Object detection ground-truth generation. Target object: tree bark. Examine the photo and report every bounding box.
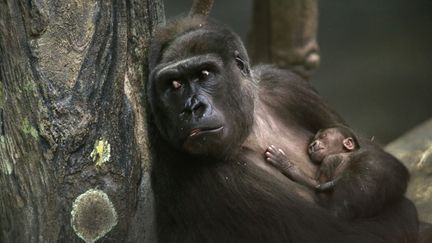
[0,0,163,242]
[248,0,320,79]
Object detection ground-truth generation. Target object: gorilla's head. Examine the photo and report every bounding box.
[147,17,255,158]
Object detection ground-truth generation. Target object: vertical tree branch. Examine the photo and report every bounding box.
[248,0,320,79]
[189,0,214,17]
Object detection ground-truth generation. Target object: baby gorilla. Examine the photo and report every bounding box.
[265,126,409,219]
[266,126,360,191]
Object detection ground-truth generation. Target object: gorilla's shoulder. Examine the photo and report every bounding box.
[252,65,317,93]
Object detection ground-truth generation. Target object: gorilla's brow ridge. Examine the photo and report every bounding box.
[154,54,223,81]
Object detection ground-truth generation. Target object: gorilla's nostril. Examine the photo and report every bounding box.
[194,103,206,117]
[184,95,209,118]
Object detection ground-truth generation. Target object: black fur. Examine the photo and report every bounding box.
[146,17,418,243]
[327,139,410,219]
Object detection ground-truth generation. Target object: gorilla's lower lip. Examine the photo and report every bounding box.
[189,126,224,137]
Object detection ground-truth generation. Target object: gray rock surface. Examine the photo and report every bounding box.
[386,118,432,223]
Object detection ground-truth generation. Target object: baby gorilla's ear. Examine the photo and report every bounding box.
[342,137,356,151]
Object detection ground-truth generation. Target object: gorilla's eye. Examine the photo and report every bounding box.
[172,80,182,90]
[198,69,210,81]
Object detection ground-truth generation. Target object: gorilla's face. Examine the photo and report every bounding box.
[148,30,254,158]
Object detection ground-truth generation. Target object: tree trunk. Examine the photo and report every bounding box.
[0,0,163,242]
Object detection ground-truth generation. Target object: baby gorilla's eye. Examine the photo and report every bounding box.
[198,69,210,81]
[172,80,182,90]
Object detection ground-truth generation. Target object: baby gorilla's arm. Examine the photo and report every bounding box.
[265,145,322,190]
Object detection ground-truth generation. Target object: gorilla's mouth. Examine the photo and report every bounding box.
[182,126,225,155]
[189,126,224,137]
[309,146,323,154]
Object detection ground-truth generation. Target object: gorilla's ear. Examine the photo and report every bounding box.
[343,137,356,151]
[234,50,250,77]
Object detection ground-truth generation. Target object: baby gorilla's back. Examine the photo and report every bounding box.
[326,147,409,219]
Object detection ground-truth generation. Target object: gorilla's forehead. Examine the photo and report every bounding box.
[161,29,236,64]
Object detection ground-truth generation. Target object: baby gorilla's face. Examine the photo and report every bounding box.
[308,128,347,163]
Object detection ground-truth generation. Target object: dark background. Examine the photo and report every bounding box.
[165,0,432,144]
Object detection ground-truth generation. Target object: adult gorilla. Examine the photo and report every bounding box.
[146,16,418,243]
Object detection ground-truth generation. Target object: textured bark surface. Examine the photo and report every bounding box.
[386,118,432,224]
[248,0,320,79]
[0,0,164,242]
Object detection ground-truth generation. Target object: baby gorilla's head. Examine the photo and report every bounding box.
[308,126,359,163]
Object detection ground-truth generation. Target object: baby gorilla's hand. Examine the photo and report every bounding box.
[265,145,299,178]
[265,145,318,188]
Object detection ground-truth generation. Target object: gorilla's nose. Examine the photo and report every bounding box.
[184,95,208,119]
[309,141,318,153]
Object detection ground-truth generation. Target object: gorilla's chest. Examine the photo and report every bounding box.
[244,108,317,175]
